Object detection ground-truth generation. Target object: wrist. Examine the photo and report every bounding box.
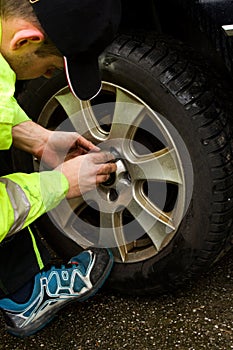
[33,128,52,159]
[12,121,52,157]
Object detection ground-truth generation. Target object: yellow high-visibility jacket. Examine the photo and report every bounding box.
[0,21,69,243]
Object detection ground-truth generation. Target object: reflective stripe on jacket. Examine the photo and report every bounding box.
[0,171,69,242]
[0,178,30,237]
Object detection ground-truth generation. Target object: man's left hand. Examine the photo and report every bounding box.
[40,131,100,168]
[12,121,99,168]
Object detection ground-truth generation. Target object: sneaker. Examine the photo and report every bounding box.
[0,248,113,337]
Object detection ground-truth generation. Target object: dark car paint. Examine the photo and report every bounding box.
[121,0,233,79]
[199,0,233,26]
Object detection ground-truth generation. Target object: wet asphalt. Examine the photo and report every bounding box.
[1,249,233,350]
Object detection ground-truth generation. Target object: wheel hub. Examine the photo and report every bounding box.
[101,158,133,207]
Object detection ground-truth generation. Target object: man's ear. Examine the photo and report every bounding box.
[10,28,44,50]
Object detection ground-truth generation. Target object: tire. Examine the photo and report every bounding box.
[15,34,233,295]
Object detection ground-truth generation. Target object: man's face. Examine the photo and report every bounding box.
[2,49,64,80]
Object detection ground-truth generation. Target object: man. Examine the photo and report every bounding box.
[0,0,121,337]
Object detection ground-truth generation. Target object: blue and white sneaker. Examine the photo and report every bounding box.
[0,248,113,337]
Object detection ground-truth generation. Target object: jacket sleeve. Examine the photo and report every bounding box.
[0,171,69,242]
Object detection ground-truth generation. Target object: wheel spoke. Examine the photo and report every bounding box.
[55,90,82,116]
[99,210,129,262]
[56,93,107,142]
[51,196,85,229]
[68,197,86,213]
[109,88,145,139]
[127,189,175,251]
[127,148,182,184]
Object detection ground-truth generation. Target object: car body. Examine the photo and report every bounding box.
[122,0,233,77]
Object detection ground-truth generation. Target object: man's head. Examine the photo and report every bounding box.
[0,0,121,100]
[0,0,63,80]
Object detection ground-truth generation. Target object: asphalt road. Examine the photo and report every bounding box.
[1,249,233,350]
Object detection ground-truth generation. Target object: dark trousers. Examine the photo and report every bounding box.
[0,150,51,297]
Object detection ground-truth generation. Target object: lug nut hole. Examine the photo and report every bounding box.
[109,188,118,202]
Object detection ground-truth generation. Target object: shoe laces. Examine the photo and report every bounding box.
[43,259,79,274]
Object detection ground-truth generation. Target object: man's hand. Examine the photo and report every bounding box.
[39,130,100,167]
[56,151,117,198]
[12,120,99,168]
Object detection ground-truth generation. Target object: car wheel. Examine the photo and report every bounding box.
[15,34,233,295]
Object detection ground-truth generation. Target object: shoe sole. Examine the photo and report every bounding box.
[6,251,114,338]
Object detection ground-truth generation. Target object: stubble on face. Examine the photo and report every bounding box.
[2,49,63,80]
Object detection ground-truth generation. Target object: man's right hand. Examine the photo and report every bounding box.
[56,151,117,199]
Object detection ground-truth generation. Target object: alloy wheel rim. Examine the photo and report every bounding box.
[37,81,193,263]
